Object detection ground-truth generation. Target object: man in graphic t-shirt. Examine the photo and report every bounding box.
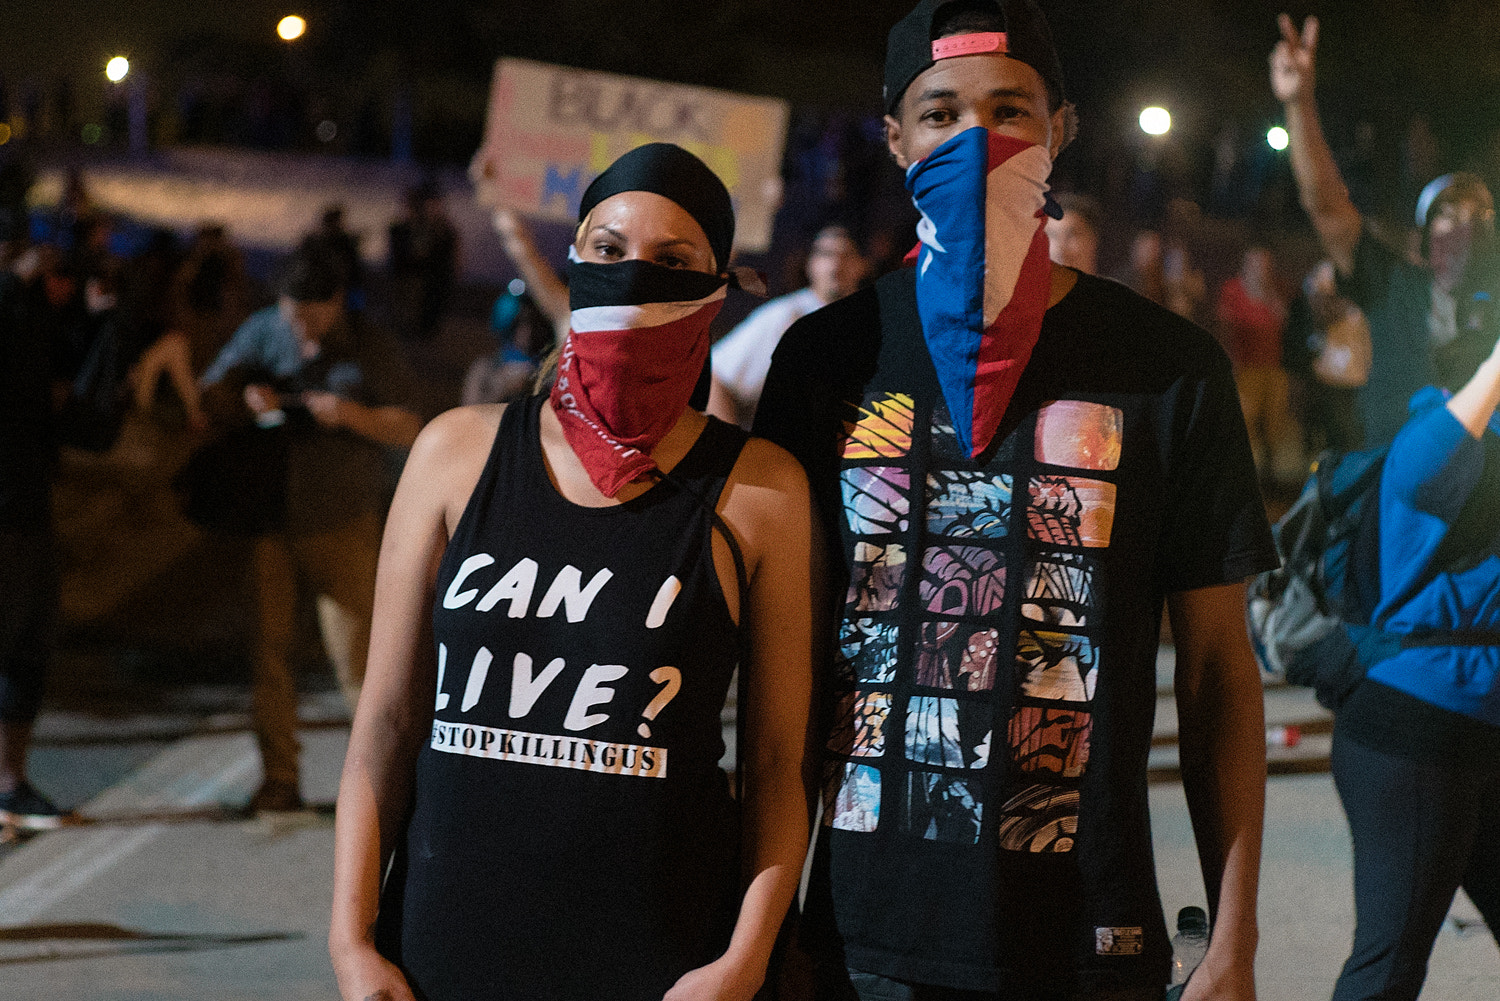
[754,3,1277,999]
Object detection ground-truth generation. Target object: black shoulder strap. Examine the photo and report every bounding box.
[651,417,753,798]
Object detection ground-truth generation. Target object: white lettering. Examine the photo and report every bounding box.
[461,646,494,712]
[442,553,495,609]
[563,664,629,731]
[476,557,539,617]
[435,642,451,710]
[509,652,566,719]
[644,576,682,629]
[536,565,614,622]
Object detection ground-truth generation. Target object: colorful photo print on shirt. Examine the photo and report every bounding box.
[1016,629,1097,703]
[916,621,1000,691]
[1026,475,1116,548]
[1008,705,1091,779]
[846,541,906,613]
[842,392,915,460]
[827,689,891,759]
[837,618,899,685]
[905,695,991,769]
[841,466,911,536]
[920,545,1006,616]
[930,399,1021,465]
[926,470,1012,540]
[903,772,983,845]
[1034,400,1124,471]
[824,760,881,832]
[997,784,1079,853]
[1022,554,1097,628]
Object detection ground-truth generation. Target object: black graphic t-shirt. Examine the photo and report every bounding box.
[378,395,746,1001]
[755,269,1276,993]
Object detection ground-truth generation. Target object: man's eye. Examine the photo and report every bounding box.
[920,108,954,124]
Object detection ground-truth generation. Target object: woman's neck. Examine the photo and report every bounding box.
[538,401,706,507]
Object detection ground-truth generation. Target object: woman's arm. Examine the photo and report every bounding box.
[329,407,500,1001]
[667,440,816,1001]
[1447,336,1500,439]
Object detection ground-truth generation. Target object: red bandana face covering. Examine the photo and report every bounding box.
[550,257,727,498]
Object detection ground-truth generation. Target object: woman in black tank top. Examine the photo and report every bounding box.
[330,145,815,1001]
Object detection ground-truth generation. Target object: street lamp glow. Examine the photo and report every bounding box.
[1139,106,1171,136]
[277,15,307,41]
[1267,126,1290,151]
[104,56,130,83]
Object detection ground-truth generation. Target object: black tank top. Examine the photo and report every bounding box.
[379,394,748,1001]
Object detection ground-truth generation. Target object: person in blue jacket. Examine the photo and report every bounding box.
[1330,330,1500,1001]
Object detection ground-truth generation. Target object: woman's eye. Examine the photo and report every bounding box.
[594,243,623,259]
[657,255,686,269]
[921,108,954,124]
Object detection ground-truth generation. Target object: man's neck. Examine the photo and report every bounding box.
[1047,262,1079,308]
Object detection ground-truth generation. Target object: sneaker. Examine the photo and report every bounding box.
[247,780,304,814]
[0,782,73,831]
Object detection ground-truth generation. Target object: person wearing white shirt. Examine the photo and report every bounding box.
[709,225,868,428]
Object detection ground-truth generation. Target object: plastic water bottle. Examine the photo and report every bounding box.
[1266,724,1302,749]
[1169,906,1209,986]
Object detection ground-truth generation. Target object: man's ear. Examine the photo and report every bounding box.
[1048,101,1078,162]
[884,113,911,170]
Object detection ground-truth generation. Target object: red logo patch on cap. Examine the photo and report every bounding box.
[931,32,1009,60]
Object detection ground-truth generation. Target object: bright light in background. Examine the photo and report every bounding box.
[508,278,527,296]
[278,15,307,41]
[1267,126,1290,151]
[105,56,130,83]
[1139,106,1171,136]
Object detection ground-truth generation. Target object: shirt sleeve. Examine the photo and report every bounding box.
[1158,339,1279,592]
[200,311,269,386]
[1382,397,1484,522]
[1337,224,1402,317]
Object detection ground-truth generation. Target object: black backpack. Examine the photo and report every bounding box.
[1246,447,1399,710]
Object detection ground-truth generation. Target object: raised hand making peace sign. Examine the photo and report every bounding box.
[1269,13,1319,105]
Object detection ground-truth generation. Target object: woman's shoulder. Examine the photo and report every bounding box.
[406,404,508,490]
[729,434,810,495]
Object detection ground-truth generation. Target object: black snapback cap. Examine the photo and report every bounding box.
[884,0,1066,116]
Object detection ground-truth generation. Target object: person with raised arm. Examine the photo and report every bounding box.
[1272,13,1498,447]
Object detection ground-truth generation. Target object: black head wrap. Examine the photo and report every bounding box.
[577,143,735,272]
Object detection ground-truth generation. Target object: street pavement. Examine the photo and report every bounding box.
[1,677,1496,1000]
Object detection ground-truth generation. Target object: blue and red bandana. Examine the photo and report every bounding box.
[906,127,1057,458]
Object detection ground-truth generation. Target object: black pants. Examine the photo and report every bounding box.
[1330,728,1500,1001]
[0,529,56,725]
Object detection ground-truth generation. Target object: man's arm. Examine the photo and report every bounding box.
[302,392,423,449]
[1169,581,1265,1001]
[1271,14,1362,275]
